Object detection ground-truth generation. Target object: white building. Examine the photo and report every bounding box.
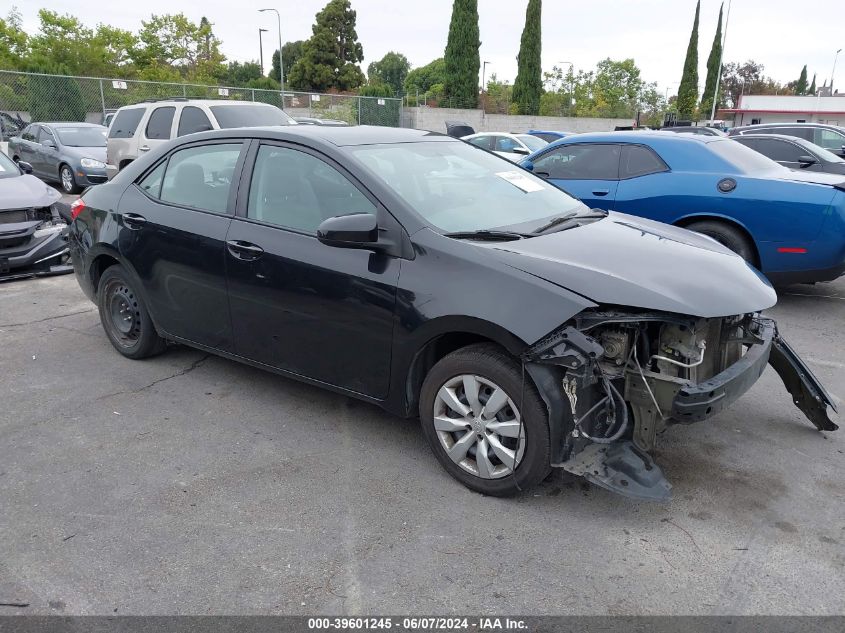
[720,95,845,127]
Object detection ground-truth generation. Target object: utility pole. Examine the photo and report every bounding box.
[831,48,842,93]
[258,28,268,75]
[481,61,491,93]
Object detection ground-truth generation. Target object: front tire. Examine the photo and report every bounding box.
[419,343,551,496]
[60,164,80,194]
[97,266,166,359]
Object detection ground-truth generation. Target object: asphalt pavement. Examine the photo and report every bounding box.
[0,273,843,615]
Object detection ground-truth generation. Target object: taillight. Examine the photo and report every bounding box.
[70,198,86,220]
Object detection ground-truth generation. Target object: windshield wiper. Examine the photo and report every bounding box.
[532,209,609,234]
[443,229,530,241]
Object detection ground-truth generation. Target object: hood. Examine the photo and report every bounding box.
[480,212,777,318]
[0,174,61,210]
[61,145,107,162]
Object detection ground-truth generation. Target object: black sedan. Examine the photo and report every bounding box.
[732,133,845,175]
[67,126,838,501]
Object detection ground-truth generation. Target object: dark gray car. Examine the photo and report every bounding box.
[9,122,108,194]
[728,122,845,158]
[733,133,845,175]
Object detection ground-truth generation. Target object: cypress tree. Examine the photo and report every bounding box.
[795,65,808,94]
[809,73,817,95]
[699,3,722,120]
[443,0,480,107]
[512,0,543,115]
[677,0,700,119]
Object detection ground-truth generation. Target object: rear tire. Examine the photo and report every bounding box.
[419,343,551,496]
[685,220,756,265]
[97,266,166,359]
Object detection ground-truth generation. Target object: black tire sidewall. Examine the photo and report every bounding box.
[97,266,164,359]
[61,165,79,194]
[687,221,755,263]
[419,344,551,496]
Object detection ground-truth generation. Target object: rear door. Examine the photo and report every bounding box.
[35,126,59,178]
[531,143,621,208]
[176,106,215,137]
[138,105,176,157]
[224,141,400,397]
[117,140,246,350]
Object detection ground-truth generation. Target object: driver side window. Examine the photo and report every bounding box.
[247,145,376,234]
[532,144,621,180]
[494,136,519,152]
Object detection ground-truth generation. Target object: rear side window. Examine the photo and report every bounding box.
[531,133,559,143]
[159,143,242,213]
[109,108,145,139]
[494,136,519,152]
[177,107,213,137]
[467,136,492,150]
[620,145,668,178]
[208,104,293,128]
[138,161,167,198]
[814,128,845,150]
[145,107,175,140]
[754,138,805,163]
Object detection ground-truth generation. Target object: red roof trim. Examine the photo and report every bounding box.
[719,108,845,114]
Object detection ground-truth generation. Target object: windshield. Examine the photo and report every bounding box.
[209,104,294,128]
[348,141,586,232]
[55,126,107,147]
[0,150,18,179]
[517,134,548,152]
[711,139,788,173]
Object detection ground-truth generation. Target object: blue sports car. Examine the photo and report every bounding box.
[522,132,845,284]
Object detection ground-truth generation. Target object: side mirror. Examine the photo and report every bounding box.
[17,160,33,174]
[317,213,379,249]
[42,139,56,148]
[512,147,530,156]
[521,160,534,172]
[797,155,818,167]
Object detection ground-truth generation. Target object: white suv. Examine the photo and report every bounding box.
[106,99,295,179]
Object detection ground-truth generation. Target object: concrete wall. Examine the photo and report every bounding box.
[402,107,633,134]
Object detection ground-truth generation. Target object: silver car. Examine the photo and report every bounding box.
[8,122,108,194]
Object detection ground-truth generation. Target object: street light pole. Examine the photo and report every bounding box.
[259,8,284,108]
[258,28,268,76]
[481,61,491,93]
[709,0,732,123]
[830,48,842,93]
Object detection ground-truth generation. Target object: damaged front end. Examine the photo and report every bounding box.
[0,204,72,280]
[523,310,839,501]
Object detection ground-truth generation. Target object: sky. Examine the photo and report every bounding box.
[13,0,845,96]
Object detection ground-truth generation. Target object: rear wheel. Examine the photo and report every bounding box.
[97,266,166,359]
[419,343,551,496]
[685,220,756,265]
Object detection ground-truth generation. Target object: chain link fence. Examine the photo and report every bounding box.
[0,70,402,139]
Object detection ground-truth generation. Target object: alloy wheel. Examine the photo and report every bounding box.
[433,374,525,479]
[61,167,74,193]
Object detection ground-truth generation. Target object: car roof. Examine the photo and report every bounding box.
[733,133,811,143]
[117,99,277,109]
[183,125,453,147]
[41,122,106,128]
[551,130,725,145]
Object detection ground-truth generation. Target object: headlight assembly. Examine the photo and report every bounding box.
[80,158,105,169]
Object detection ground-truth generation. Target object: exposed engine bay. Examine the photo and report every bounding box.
[523,309,839,501]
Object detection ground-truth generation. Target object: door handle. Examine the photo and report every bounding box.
[139,145,150,152]
[226,240,264,260]
[123,213,147,229]
[592,189,610,196]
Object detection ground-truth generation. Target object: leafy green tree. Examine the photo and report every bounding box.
[0,7,28,70]
[699,3,723,119]
[272,40,305,84]
[288,0,365,92]
[809,73,817,95]
[224,61,263,86]
[443,0,480,107]
[677,0,700,119]
[358,83,394,97]
[512,0,542,115]
[133,13,226,81]
[590,58,643,117]
[795,65,808,94]
[719,60,787,108]
[28,73,85,121]
[404,58,446,94]
[367,51,410,94]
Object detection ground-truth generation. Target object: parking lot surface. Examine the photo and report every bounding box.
[0,274,843,615]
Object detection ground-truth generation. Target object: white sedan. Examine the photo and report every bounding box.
[461,132,548,162]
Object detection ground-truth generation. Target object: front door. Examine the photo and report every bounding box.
[225,142,400,398]
[117,140,245,351]
[530,143,621,209]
